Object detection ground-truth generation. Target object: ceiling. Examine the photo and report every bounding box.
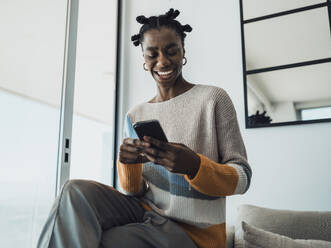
[0,0,117,125]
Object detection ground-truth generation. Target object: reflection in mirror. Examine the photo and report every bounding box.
[243,0,325,20]
[247,63,331,124]
[240,0,331,127]
[244,6,331,70]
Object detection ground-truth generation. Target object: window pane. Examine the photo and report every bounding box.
[247,63,331,124]
[301,107,331,120]
[70,0,117,185]
[0,0,67,247]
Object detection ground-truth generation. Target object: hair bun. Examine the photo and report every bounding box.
[136,15,149,24]
[182,24,192,32]
[131,34,140,41]
[165,8,180,20]
[132,9,192,47]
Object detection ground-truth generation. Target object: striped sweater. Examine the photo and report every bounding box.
[117,84,252,248]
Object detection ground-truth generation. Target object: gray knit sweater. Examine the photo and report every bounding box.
[117,84,252,247]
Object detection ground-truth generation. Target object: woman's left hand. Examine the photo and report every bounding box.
[140,136,201,178]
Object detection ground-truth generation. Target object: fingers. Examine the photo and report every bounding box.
[119,151,149,164]
[143,136,173,151]
[120,144,139,153]
[143,153,174,168]
[141,136,177,164]
[123,137,150,148]
[141,146,168,159]
[120,137,179,168]
[121,138,150,154]
[123,137,138,146]
[119,150,139,163]
[119,138,151,164]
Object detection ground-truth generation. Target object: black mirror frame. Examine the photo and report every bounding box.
[239,0,331,128]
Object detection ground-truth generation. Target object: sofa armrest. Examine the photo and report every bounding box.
[234,204,331,248]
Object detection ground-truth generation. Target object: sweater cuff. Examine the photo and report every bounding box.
[117,159,143,194]
[184,153,210,186]
[183,153,238,196]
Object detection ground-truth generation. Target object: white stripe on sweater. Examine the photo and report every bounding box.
[228,163,248,194]
[143,182,226,228]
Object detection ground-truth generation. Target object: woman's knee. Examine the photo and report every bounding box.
[62,179,97,195]
[61,179,117,197]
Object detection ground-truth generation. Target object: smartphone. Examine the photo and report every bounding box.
[133,119,168,143]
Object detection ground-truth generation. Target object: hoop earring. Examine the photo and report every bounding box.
[183,57,187,66]
[143,63,148,71]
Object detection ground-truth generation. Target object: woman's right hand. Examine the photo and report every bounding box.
[119,138,150,164]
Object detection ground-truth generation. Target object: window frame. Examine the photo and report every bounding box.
[56,0,122,194]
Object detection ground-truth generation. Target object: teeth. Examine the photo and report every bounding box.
[158,70,173,76]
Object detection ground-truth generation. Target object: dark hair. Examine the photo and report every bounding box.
[131,8,192,47]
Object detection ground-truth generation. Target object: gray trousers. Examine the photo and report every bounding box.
[37,179,197,248]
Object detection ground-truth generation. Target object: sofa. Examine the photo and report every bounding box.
[226,204,331,248]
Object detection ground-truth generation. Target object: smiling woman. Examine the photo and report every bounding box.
[131,8,193,103]
[36,8,252,248]
[143,28,184,86]
[115,8,252,248]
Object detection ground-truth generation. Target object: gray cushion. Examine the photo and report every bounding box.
[242,221,331,248]
[234,204,331,248]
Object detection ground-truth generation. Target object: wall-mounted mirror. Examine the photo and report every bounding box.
[239,0,331,128]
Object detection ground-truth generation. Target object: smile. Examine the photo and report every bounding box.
[154,70,175,79]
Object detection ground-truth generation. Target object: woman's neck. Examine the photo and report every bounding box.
[149,76,194,103]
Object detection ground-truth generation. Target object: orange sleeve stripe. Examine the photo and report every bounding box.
[116,159,143,194]
[184,153,238,196]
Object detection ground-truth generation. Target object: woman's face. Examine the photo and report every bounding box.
[142,26,184,86]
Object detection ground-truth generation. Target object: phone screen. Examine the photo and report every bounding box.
[133,119,168,142]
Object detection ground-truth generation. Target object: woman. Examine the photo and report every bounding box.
[37,9,251,248]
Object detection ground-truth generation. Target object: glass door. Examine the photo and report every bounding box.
[0,0,68,247]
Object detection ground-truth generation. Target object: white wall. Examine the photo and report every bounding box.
[119,0,331,225]
[270,101,297,122]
